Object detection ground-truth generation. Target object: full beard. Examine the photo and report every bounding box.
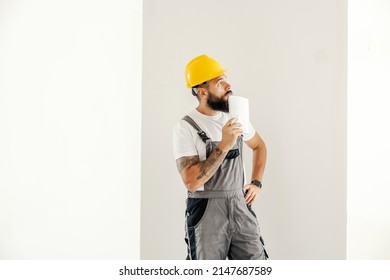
[207,91,232,113]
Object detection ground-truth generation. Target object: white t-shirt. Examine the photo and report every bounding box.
[173,109,256,161]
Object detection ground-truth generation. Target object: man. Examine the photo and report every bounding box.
[173,54,268,260]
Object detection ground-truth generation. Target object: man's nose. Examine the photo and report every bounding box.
[224,82,231,91]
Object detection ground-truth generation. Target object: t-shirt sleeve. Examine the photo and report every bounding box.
[243,121,256,141]
[173,121,199,160]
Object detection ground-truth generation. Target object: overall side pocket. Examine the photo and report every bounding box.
[186,198,209,228]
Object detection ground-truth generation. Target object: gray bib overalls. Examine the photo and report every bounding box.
[183,116,268,260]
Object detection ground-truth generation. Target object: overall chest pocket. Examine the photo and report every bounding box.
[207,141,240,160]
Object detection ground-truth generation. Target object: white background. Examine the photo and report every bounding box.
[141,0,347,259]
[1,0,390,261]
[347,0,390,259]
[0,0,142,259]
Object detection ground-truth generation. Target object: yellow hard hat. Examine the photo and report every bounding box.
[185,54,227,88]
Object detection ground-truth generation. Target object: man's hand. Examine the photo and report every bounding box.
[244,183,261,205]
[220,118,243,152]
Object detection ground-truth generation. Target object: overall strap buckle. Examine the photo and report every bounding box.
[182,115,210,144]
[197,131,210,143]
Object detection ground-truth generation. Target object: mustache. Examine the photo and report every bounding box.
[225,90,233,96]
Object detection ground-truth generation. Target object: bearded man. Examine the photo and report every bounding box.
[173,54,268,260]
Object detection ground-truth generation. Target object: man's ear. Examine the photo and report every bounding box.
[197,87,208,98]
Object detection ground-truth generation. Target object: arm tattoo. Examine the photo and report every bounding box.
[176,155,199,173]
[196,147,225,180]
[175,147,227,185]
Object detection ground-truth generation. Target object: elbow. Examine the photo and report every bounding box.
[184,179,200,193]
[254,139,267,154]
[187,186,197,193]
[180,169,202,192]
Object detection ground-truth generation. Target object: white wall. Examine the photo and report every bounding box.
[141,0,347,259]
[348,0,390,259]
[0,0,142,259]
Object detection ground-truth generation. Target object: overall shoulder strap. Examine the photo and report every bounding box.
[182,115,210,143]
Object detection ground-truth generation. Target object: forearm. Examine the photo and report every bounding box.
[251,143,267,182]
[177,145,228,192]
